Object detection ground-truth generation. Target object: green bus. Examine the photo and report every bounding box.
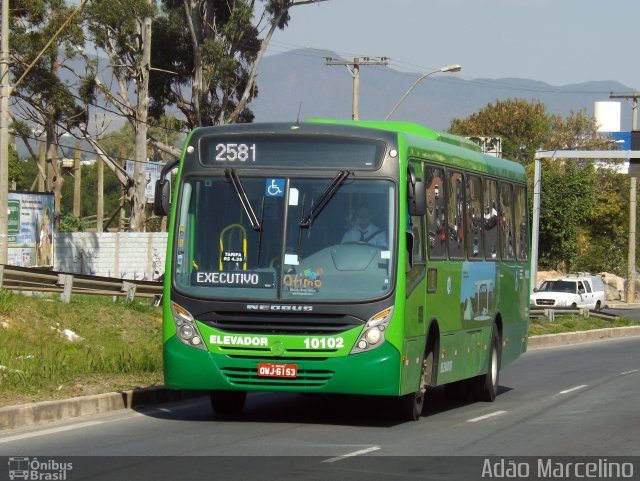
[154,119,530,421]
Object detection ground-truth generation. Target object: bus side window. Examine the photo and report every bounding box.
[499,182,515,260]
[447,170,464,259]
[514,185,528,260]
[466,175,483,258]
[483,178,499,260]
[425,165,446,259]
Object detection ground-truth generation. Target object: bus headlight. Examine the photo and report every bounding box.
[365,327,382,344]
[351,307,394,354]
[171,302,207,351]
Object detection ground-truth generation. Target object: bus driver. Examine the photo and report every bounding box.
[341,205,387,248]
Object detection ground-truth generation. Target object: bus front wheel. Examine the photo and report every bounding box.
[471,325,501,402]
[210,390,247,416]
[398,342,434,421]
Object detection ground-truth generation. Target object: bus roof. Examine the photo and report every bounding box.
[184,120,526,182]
[306,118,481,152]
[305,118,526,183]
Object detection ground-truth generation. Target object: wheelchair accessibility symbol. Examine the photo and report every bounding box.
[265,178,285,197]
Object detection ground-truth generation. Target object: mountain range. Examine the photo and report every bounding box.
[251,48,636,132]
[13,48,637,163]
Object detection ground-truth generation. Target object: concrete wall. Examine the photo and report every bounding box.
[54,232,168,281]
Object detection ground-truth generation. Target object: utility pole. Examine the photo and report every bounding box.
[73,142,81,218]
[96,158,104,232]
[325,57,388,120]
[0,0,9,264]
[610,92,640,303]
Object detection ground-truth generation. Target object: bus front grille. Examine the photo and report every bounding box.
[200,313,363,335]
[220,366,334,387]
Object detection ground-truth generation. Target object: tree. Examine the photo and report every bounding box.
[83,0,156,232]
[575,167,628,276]
[538,158,596,272]
[450,99,549,164]
[149,0,327,130]
[10,0,86,225]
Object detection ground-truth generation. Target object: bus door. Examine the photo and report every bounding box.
[402,161,428,394]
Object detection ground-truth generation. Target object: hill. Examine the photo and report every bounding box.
[251,48,636,131]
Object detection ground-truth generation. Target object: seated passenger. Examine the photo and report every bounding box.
[341,205,387,248]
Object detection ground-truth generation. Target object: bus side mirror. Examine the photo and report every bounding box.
[409,180,426,216]
[153,179,171,216]
[407,165,426,216]
[153,157,179,217]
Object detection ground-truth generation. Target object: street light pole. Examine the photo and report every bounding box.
[384,64,462,120]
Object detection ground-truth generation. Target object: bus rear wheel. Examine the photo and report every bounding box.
[210,390,247,416]
[471,325,501,402]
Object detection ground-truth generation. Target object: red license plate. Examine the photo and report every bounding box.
[257,362,298,378]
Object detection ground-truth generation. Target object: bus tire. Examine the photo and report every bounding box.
[210,390,247,416]
[471,325,501,402]
[398,341,434,421]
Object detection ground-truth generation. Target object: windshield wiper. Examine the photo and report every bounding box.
[225,168,261,231]
[299,170,351,228]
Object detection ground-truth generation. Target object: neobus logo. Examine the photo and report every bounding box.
[246,304,313,312]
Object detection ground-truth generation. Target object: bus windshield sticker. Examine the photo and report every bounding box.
[289,188,299,206]
[283,268,324,296]
[284,254,299,265]
[265,178,285,197]
[222,251,245,263]
[192,271,275,288]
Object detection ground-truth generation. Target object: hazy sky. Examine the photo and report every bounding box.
[264,0,639,90]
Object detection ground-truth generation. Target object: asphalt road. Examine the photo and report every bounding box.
[608,306,640,321]
[1,337,639,480]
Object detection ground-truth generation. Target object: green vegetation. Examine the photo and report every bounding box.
[0,291,162,407]
[528,315,637,336]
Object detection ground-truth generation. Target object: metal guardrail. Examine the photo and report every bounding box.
[0,264,162,303]
[530,306,618,321]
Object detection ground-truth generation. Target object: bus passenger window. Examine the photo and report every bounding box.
[484,178,499,260]
[466,175,483,258]
[514,185,528,260]
[447,171,464,259]
[499,182,515,260]
[425,166,446,259]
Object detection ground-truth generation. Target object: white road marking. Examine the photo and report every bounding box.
[322,446,381,463]
[0,421,104,444]
[467,410,507,423]
[559,385,588,395]
[621,369,639,375]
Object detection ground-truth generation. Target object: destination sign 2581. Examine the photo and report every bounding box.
[215,143,256,162]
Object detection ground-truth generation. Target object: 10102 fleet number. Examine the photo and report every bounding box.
[303,337,344,349]
[215,143,256,162]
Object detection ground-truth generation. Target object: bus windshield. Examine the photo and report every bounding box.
[172,174,395,302]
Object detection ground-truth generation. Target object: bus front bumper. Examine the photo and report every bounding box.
[163,336,401,396]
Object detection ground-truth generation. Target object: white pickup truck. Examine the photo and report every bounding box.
[530,274,607,310]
